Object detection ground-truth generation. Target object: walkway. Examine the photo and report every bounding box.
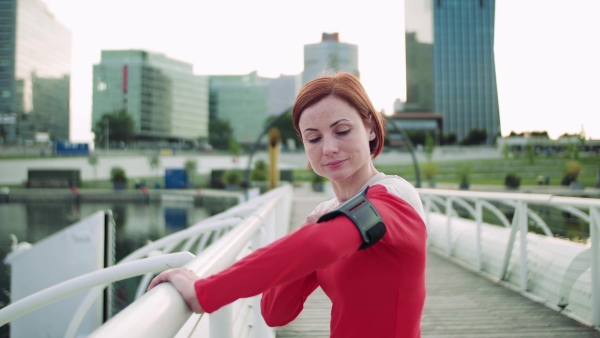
[276,183,600,337]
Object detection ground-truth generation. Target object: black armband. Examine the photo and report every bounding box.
[317,186,386,250]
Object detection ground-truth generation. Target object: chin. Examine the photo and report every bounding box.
[324,170,352,183]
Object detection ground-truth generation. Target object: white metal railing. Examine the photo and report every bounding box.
[418,188,600,327]
[0,252,194,326]
[88,184,293,338]
[0,185,293,337]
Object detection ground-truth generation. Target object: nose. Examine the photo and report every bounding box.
[322,135,339,156]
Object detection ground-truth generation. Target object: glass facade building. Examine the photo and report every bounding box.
[209,72,270,146]
[302,32,359,85]
[404,0,500,143]
[0,0,71,143]
[92,50,208,144]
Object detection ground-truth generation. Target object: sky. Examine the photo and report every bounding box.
[40,0,600,143]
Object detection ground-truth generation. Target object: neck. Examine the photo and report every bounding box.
[331,163,379,202]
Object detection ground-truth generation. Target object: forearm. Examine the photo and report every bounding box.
[195,218,361,313]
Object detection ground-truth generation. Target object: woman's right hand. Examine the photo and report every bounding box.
[147,268,204,314]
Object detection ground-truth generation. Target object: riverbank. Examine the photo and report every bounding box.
[0,187,246,213]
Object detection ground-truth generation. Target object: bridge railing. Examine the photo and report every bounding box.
[88,184,293,338]
[418,188,600,327]
[0,185,292,338]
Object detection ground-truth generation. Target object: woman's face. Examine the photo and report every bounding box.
[298,95,375,183]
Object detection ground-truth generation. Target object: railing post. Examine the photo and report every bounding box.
[445,197,453,256]
[591,206,600,327]
[518,201,529,291]
[209,304,233,338]
[501,201,521,281]
[424,196,432,243]
[475,199,483,271]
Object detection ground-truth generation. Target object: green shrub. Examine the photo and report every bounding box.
[421,161,438,182]
[110,167,127,183]
[250,159,268,182]
[456,163,471,187]
[221,169,242,186]
[504,173,521,189]
[561,161,582,185]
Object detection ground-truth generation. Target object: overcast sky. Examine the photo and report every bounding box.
[41,0,600,142]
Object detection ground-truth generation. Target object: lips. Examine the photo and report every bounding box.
[325,160,346,168]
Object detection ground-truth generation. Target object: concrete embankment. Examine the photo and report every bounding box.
[0,188,245,214]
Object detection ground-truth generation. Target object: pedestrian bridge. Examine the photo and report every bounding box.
[1,183,600,337]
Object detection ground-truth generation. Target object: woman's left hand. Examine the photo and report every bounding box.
[147,268,204,314]
[301,210,329,226]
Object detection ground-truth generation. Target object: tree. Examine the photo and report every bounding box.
[93,109,135,148]
[229,138,240,157]
[148,153,161,183]
[501,143,510,159]
[442,133,457,145]
[525,143,535,163]
[0,125,6,144]
[460,129,488,146]
[184,158,198,185]
[424,132,435,162]
[264,110,301,149]
[208,118,234,150]
[87,152,99,184]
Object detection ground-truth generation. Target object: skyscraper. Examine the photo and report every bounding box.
[302,33,359,85]
[404,0,500,144]
[92,50,208,145]
[0,0,72,143]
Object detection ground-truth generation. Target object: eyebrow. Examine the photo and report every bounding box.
[302,119,350,133]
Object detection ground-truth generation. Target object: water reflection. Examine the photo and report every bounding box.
[0,200,213,337]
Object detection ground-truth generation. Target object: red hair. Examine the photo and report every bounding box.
[292,72,386,158]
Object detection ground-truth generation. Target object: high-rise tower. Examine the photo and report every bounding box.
[404,0,500,144]
[302,33,359,85]
[0,0,72,143]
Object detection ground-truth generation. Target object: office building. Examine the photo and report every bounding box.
[92,50,208,145]
[404,0,500,144]
[265,74,301,116]
[302,33,359,85]
[0,0,71,143]
[209,72,270,146]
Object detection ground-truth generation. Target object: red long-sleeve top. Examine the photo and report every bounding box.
[195,177,427,338]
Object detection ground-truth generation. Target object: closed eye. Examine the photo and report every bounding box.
[308,137,321,144]
[337,130,350,136]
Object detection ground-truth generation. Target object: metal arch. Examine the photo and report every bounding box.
[478,200,512,228]
[449,196,477,220]
[551,205,591,224]
[423,194,448,213]
[387,119,421,188]
[499,199,553,237]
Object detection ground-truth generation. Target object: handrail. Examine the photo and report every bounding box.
[418,188,600,327]
[89,184,293,337]
[64,217,244,338]
[0,252,194,327]
[67,186,291,337]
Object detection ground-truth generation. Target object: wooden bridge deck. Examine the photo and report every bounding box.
[276,183,600,337]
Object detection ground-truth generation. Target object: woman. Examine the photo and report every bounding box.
[148,72,427,337]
